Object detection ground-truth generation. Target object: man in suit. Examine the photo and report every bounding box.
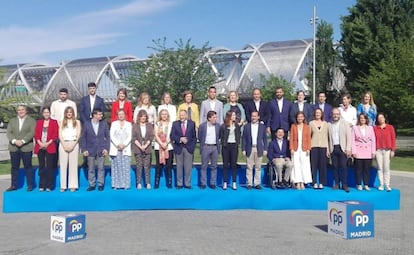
[328,108,352,192]
[267,128,293,188]
[79,82,105,124]
[242,111,268,190]
[6,105,36,191]
[289,90,313,124]
[244,88,268,125]
[267,87,291,140]
[198,111,221,189]
[171,109,197,189]
[50,88,77,123]
[314,91,333,122]
[200,86,223,125]
[80,108,110,191]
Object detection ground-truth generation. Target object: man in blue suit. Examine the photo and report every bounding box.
[171,109,197,189]
[80,108,110,191]
[244,88,268,125]
[267,128,293,188]
[198,111,221,189]
[289,90,314,124]
[79,82,105,124]
[267,87,291,140]
[313,91,333,123]
[242,111,268,190]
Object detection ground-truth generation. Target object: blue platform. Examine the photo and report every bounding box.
[3,166,400,213]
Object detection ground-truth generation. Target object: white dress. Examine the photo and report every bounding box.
[291,129,312,184]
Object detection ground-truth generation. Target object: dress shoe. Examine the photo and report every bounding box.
[247,185,252,190]
[176,186,183,190]
[363,185,370,191]
[39,188,45,192]
[222,182,227,190]
[209,184,216,189]
[385,186,392,192]
[332,184,339,190]
[184,186,192,189]
[313,183,318,189]
[98,186,104,191]
[6,186,17,192]
[319,184,324,189]
[46,188,51,192]
[87,186,96,191]
[342,185,350,193]
[357,185,362,191]
[232,182,237,190]
[200,185,206,189]
[27,186,33,192]
[254,185,262,190]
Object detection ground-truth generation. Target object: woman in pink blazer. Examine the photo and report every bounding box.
[351,113,376,191]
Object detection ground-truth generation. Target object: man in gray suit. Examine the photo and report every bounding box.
[328,108,352,192]
[200,86,223,125]
[6,105,36,191]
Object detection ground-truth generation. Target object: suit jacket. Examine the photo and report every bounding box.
[200,99,223,125]
[7,115,36,152]
[131,123,154,154]
[289,123,311,152]
[328,119,351,154]
[351,125,376,159]
[289,102,314,124]
[34,118,59,154]
[220,123,241,147]
[79,95,105,124]
[80,120,110,157]
[242,122,268,157]
[267,138,290,161]
[244,100,269,125]
[198,121,221,154]
[111,100,133,123]
[170,119,197,154]
[268,98,291,131]
[313,103,333,123]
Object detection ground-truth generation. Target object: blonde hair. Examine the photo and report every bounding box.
[227,90,239,103]
[62,106,77,128]
[138,92,152,107]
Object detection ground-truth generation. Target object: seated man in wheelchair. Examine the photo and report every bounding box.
[267,128,293,188]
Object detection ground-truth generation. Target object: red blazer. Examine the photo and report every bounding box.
[289,123,311,152]
[34,119,59,154]
[111,100,133,123]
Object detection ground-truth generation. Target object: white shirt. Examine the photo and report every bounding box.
[134,105,157,124]
[18,116,26,131]
[209,100,216,112]
[298,102,304,112]
[251,122,259,145]
[277,139,283,151]
[61,122,78,141]
[277,98,283,113]
[89,95,96,117]
[339,104,357,126]
[51,99,77,122]
[205,123,216,144]
[157,104,177,123]
[332,121,340,145]
[254,100,260,112]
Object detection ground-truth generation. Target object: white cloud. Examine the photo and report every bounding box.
[0,0,177,63]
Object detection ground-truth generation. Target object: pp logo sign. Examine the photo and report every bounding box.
[329,208,343,226]
[351,210,369,227]
[69,220,83,232]
[52,220,63,233]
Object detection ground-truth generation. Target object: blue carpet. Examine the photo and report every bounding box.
[3,166,400,213]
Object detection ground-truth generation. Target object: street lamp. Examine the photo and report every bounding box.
[310,5,319,104]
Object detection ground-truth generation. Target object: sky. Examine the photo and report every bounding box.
[0,0,356,65]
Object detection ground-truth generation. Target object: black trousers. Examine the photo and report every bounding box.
[310,147,327,185]
[331,145,348,186]
[10,149,33,188]
[354,158,372,186]
[38,149,56,189]
[222,143,238,183]
[154,150,173,187]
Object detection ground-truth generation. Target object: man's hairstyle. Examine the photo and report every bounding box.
[207,110,216,120]
[59,88,68,93]
[92,108,103,116]
[88,82,97,88]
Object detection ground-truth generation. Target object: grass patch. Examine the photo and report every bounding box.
[396,128,414,136]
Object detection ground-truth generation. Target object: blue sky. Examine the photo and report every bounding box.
[0,0,356,65]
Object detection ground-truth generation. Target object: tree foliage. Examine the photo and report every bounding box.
[340,0,414,127]
[128,38,217,105]
[259,74,295,102]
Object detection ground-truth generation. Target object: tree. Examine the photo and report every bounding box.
[340,0,414,127]
[259,74,295,102]
[128,38,217,105]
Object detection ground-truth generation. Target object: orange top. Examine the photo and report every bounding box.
[289,123,311,151]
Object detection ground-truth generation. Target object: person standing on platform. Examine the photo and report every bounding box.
[132,110,154,190]
[313,91,333,123]
[110,109,132,190]
[6,105,36,192]
[289,90,313,124]
[328,108,352,192]
[51,88,77,123]
[339,93,357,127]
[80,108,110,191]
[357,91,377,127]
[267,128,293,188]
[154,109,174,189]
[242,111,268,190]
[374,113,396,191]
[157,92,177,124]
[290,111,312,190]
[200,86,223,125]
[267,86,291,139]
[352,113,376,191]
[220,111,241,190]
[223,91,246,127]
[244,88,268,125]
[79,82,105,125]
[177,90,200,128]
[111,88,133,123]
[34,106,59,192]
[309,108,330,189]
[58,106,81,192]
[171,109,197,189]
[198,111,221,189]
[133,92,157,125]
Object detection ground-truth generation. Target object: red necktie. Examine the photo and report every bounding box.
[181,122,186,136]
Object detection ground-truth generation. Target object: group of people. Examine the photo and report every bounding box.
[5,83,396,193]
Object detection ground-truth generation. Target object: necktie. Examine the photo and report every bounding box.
[187,106,192,120]
[181,122,186,136]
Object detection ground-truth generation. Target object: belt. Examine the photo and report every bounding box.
[252,145,257,147]
[64,140,77,142]
[205,144,216,146]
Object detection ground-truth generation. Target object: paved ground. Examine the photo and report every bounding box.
[0,171,413,255]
